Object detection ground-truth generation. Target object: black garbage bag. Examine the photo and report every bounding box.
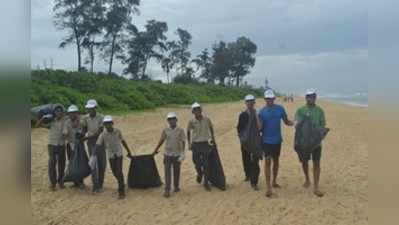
[207,145,226,190]
[63,141,91,183]
[128,154,162,189]
[238,111,263,158]
[31,103,64,124]
[294,116,330,160]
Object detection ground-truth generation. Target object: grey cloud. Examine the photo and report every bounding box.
[31,0,368,93]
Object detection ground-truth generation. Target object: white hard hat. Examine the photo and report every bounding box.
[85,99,98,109]
[191,102,201,109]
[167,112,177,119]
[305,88,317,96]
[103,115,113,123]
[67,105,79,113]
[264,89,276,98]
[244,94,255,101]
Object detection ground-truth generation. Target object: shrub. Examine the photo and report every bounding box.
[31,69,264,112]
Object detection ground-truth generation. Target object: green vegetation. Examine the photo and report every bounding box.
[31,69,263,113]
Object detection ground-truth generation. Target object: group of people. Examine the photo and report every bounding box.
[237,88,326,197]
[36,88,326,200]
[36,99,133,199]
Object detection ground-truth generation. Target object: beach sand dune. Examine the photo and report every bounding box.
[31,99,368,225]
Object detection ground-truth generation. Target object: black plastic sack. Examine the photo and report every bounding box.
[128,154,162,189]
[238,111,263,158]
[294,116,330,159]
[207,145,226,190]
[63,141,91,183]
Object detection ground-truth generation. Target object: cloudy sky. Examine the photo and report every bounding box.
[31,0,368,95]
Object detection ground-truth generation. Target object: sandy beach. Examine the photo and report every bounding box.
[31,98,368,225]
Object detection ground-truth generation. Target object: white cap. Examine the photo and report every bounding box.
[191,102,201,109]
[305,88,317,96]
[264,89,276,98]
[103,115,113,123]
[67,105,79,113]
[167,112,177,119]
[85,99,98,109]
[244,94,255,101]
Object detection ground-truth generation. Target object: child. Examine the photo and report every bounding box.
[95,115,132,199]
[187,102,216,191]
[36,105,66,191]
[153,112,186,198]
[81,99,106,193]
[62,104,85,189]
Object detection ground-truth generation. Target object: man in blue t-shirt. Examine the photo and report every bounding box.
[258,89,294,197]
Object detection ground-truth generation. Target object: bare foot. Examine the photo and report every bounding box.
[313,189,324,197]
[272,183,281,188]
[303,181,311,188]
[265,190,273,198]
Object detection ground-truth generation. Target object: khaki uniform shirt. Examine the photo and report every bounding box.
[81,113,104,137]
[63,117,82,149]
[187,116,213,143]
[48,117,66,146]
[162,127,186,156]
[96,128,125,159]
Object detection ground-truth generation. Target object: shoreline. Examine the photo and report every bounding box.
[318,98,368,108]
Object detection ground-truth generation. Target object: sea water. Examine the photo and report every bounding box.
[318,92,368,107]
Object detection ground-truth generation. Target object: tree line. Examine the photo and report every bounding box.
[54,0,257,87]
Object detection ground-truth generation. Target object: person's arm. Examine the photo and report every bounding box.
[281,107,294,126]
[282,114,294,126]
[320,108,326,128]
[87,124,104,140]
[94,133,104,156]
[257,112,263,133]
[62,122,69,139]
[255,110,262,131]
[237,112,244,135]
[121,140,132,157]
[187,121,192,150]
[35,117,45,128]
[80,118,89,141]
[153,131,166,155]
[178,130,187,161]
[294,109,302,128]
[182,140,186,152]
[119,131,132,157]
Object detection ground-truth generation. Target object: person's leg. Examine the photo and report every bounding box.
[262,144,273,197]
[97,146,107,190]
[250,154,260,190]
[163,156,172,196]
[264,157,272,197]
[202,150,211,191]
[241,146,251,181]
[57,145,66,188]
[313,160,323,197]
[116,157,125,198]
[48,145,57,190]
[66,143,73,161]
[272,144,281,188]
[312,147,323,197]
[109,157,125,198]
[302,160,311,188]
[173,157,181,192]
[192,147,203,183]
[87,138,100,191]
